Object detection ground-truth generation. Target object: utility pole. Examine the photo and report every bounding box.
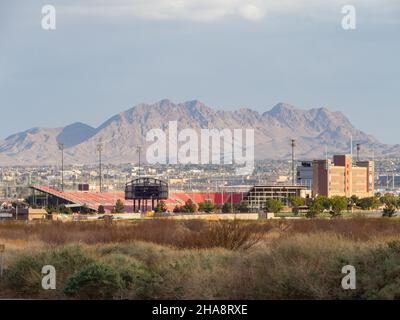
[325,145,328,161]
[58,142,65,192]
[136,145,143,212]
[393,173,395,190]
[350,136,353,156]
[291,139,296,186]
[231,189,234,213]
[387,173,389,190]
[136,146,142,176]
[97,144,103,193]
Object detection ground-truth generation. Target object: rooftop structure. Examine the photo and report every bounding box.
[125,177,169,212]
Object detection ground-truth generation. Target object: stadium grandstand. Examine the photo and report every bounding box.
[29,185,246,213]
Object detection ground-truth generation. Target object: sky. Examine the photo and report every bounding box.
[0,0,399,143]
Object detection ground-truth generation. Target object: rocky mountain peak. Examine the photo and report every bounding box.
[0,100,394,165]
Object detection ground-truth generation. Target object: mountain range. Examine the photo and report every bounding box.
[0,99,397,166]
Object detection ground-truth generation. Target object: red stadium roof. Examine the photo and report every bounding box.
[31,185,246,213]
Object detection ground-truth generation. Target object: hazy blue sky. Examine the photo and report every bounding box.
[0,0,399,143]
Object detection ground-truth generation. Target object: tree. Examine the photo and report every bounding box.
[383,203,397,217]
[380,194,399,218]
[222,202,232,213]
[45,205,55,214]
[198,200,215,213]
[98,205,105,214]
[330,196,348,217]
[235,202,249,213]
[80,204,91,214]
[265,199,283,214]
[289,196,305,214]
[154,201,167,213]
[58,204,72,214]
[307,198,325,218]
[112,199,125,213]
[380,194,398,208]
[315,196,331,210]
[350,195,359,206]
[173,205,181,213]
[183,199,197,213]
[357,197,380,210]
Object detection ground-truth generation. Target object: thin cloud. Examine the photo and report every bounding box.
[57,0,399,23]
[59,0,267,22]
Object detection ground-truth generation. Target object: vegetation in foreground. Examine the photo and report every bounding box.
[1,219,400,299]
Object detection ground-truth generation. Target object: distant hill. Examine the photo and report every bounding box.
[0,99,397,166]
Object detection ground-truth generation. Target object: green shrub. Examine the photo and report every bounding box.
[64,263,125,299]
[97,249,164,299]
[47,246,94,274]
[198,201,216,213]
[383,204,397,217]
[330,196,348,217]
[357,197,380,210]
[154,201,167,213]
[184,199,197,213]
[265,199,283,213]
[5,255,44,294]
[4,246,94,296]
[350,240,400,299]
[133,266,164,299]
[112,199,125,213]
[289,196,305,214]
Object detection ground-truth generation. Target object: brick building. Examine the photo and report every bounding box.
[312,155,374,198]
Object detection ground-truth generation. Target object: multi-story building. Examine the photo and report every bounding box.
[242,185,311,211]
[297,161,313,188]
[312,155,374,198]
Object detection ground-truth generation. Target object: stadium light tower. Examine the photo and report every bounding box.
[136,146,142,176]
[291,139,296,186]
[356,143,361,162]
[97,143,103,193]
[58,142,65,192]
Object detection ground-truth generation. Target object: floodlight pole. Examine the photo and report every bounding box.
[291,139,296,186]
[97,144,103,193]
[137,146,142,176]
[137,145,143,213]
[356,143,361,162]
[58,142,65,192]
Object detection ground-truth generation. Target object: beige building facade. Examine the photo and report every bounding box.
[312,155,374,198]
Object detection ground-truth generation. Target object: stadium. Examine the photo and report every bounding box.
[29,185,246,214]
[28,177,308,214]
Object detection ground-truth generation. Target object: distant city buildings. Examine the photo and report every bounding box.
[1,156,399,204]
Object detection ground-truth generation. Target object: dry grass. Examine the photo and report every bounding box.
[2,218,400,247]
[2,219,400,299]
[0,220,269,250]
[2,233,400,300]
[280,218,400,240]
